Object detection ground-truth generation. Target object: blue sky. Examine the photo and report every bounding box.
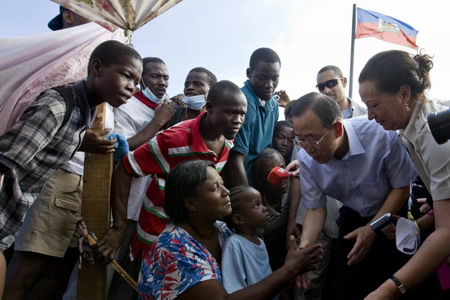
[1,0,448,102]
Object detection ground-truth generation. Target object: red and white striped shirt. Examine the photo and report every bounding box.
[123,111,233,259]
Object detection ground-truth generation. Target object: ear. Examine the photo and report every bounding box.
[90,59,102,76]
[62,10,74,25]
[231,213,244,226]
[205,101,213,113]
[246,68,252,79]
[399,85,412,105]
[184,197,197,212]
[334,121,344,138]
[341,77,348,88]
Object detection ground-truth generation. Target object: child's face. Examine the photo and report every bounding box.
[95,56,143,107]
[239,188,270,229]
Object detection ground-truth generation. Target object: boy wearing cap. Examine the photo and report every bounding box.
[48,5,90,31]
[1,40,142,299]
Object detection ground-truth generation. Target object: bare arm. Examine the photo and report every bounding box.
[299,207,327,249]
[226,150,248,187]
[127,101,175,150]
[344,185,410,266]
[286,176,302,244]
[177,237,323,300]
[365,198,450,300]
[93,160,132,262]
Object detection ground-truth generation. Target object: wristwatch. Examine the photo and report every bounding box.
[390,276,406,294]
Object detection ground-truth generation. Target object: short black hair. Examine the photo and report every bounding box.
[206,80,242,104]
[164,160,216,222]
[253,148,284,188]
[189,67,218,87]
[274,120,293,132]
[291,92,342,129]
[249,48,281,69]
[318,65,344,78]
[284,99,298,123]
[223,185,254,231]
[88,41,142,74]
[142,57,166,76]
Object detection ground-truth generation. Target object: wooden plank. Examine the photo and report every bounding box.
[77,103,113,300]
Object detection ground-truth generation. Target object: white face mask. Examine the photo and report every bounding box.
[182,94,206,111]
[141,82,165,104]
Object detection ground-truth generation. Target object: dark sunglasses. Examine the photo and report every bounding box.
[316,78,342,91]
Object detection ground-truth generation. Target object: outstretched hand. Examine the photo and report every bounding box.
[344,224,376,266]
[284,236,322,278]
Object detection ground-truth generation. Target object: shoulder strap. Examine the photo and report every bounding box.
[52,86,75,128]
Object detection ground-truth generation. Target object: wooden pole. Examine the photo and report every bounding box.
[77,103,113,299]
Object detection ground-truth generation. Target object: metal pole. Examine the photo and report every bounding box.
[349,4,357,99]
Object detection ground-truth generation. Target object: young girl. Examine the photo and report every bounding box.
[222,185,273,294]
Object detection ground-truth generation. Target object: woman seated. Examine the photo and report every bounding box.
[138,160,322,300]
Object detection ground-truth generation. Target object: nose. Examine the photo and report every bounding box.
[126,80,135,93]
[264,79,275,89]
[158,77,168,87]
[323,86,332,94]
[232,114,244,125]
[367,108,375,120]
[221,185,230,197]
[303,143,316,155]
[281,138,289,146]
[185,83,194,91]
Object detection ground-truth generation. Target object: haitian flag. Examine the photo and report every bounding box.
[356,8,418,49]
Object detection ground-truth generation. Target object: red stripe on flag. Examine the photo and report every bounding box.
[356,22,418,49]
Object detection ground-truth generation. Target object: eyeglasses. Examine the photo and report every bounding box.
[294,130,329,148]
[316,78,342,92]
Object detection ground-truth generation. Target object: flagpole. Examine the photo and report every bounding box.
[349,3,357,99]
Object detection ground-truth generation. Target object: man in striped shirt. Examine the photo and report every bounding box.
[94,80,247,262]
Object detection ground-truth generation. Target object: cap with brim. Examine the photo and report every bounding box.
[396,217,420,255]
[48,6,67,31]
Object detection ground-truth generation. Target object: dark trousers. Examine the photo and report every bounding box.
[328,206,411,300]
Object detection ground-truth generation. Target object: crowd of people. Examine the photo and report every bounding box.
[0,5,449,300]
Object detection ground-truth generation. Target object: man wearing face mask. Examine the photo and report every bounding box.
[167,67,217,127]
[114,57,175,151]
[110,57,175,300]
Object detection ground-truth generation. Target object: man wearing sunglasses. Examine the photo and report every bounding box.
[316,65,366,119]
[293,92,414,300]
